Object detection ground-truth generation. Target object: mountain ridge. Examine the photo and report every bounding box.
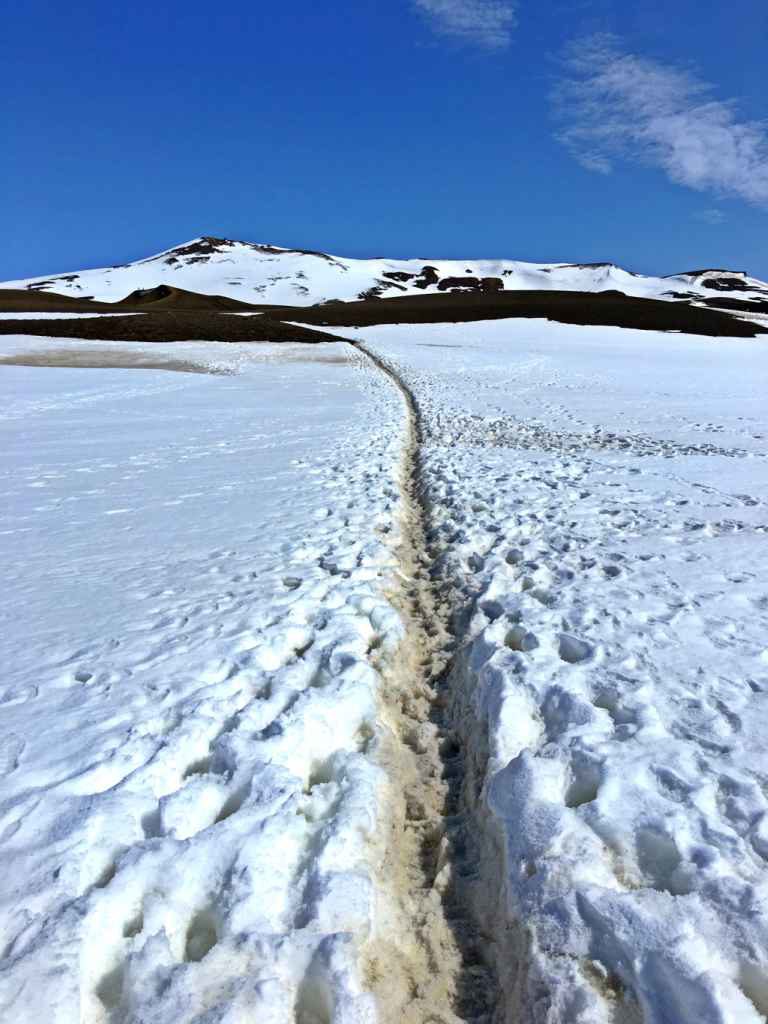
[3,236,767,309]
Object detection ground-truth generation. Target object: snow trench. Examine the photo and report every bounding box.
[352,343,499,1024]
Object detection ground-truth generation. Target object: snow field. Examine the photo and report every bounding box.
[4,319,768,1023]
[340,321,768,1024]
[0,339,406,1023]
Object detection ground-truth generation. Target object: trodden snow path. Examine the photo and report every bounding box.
[352,342,497,1023]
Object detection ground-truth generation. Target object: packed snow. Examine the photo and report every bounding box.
[330,319,768,1023]
[0,337,405,1023]
[3,236,767,307]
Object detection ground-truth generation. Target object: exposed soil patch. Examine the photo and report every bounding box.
[4,283,764,344]
[112,285,264,312]
[0,313,346,345]
[0,286,273,314]
[290,289,767,338]
[0,289,115,313]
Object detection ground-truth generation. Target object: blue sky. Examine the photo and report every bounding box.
[3,0,767,281]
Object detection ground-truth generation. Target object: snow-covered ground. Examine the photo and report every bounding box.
[3,318,768,1024]
[333,320,768,1023]
[0,338,405,1023]
[3,236,767,306]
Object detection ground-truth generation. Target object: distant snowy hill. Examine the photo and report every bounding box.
[3,236,768,307]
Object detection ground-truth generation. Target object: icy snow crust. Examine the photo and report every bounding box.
[0,339,405,1023]
[337,322,768,1023]
[4,237,767,307]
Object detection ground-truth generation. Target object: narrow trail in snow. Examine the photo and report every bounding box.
[351,341,499,1024]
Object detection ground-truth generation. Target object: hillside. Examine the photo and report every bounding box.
[3,235,768,308]
[0,284,269,314]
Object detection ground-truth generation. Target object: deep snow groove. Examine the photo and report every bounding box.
[353,342,498,1024]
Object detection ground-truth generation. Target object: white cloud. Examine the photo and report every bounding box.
[554,35,768,207]
[413,0,516,49]
[694,208,726,225]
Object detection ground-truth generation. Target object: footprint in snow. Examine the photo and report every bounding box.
[0,734,25,775]
[0,684,38,706]
[558,635,594,664]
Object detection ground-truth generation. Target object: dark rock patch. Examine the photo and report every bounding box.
[703,276,765,293]
[414,266,440,289]
[437,276,503,293]
[383,271,416,283]
[698,296,768,314]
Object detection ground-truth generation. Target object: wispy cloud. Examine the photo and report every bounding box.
[694,208,726,225]
[554,35,768,207]
[413,0,516,49]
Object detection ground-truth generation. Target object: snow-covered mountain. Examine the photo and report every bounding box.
[3,236,767,307]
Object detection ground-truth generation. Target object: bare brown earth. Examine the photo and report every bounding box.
[112,285,271,312]
[0,285,271,314]
[0,284,765,341]
[0,289,120,313]
[0,312,347,344]
[289,289,768,338]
